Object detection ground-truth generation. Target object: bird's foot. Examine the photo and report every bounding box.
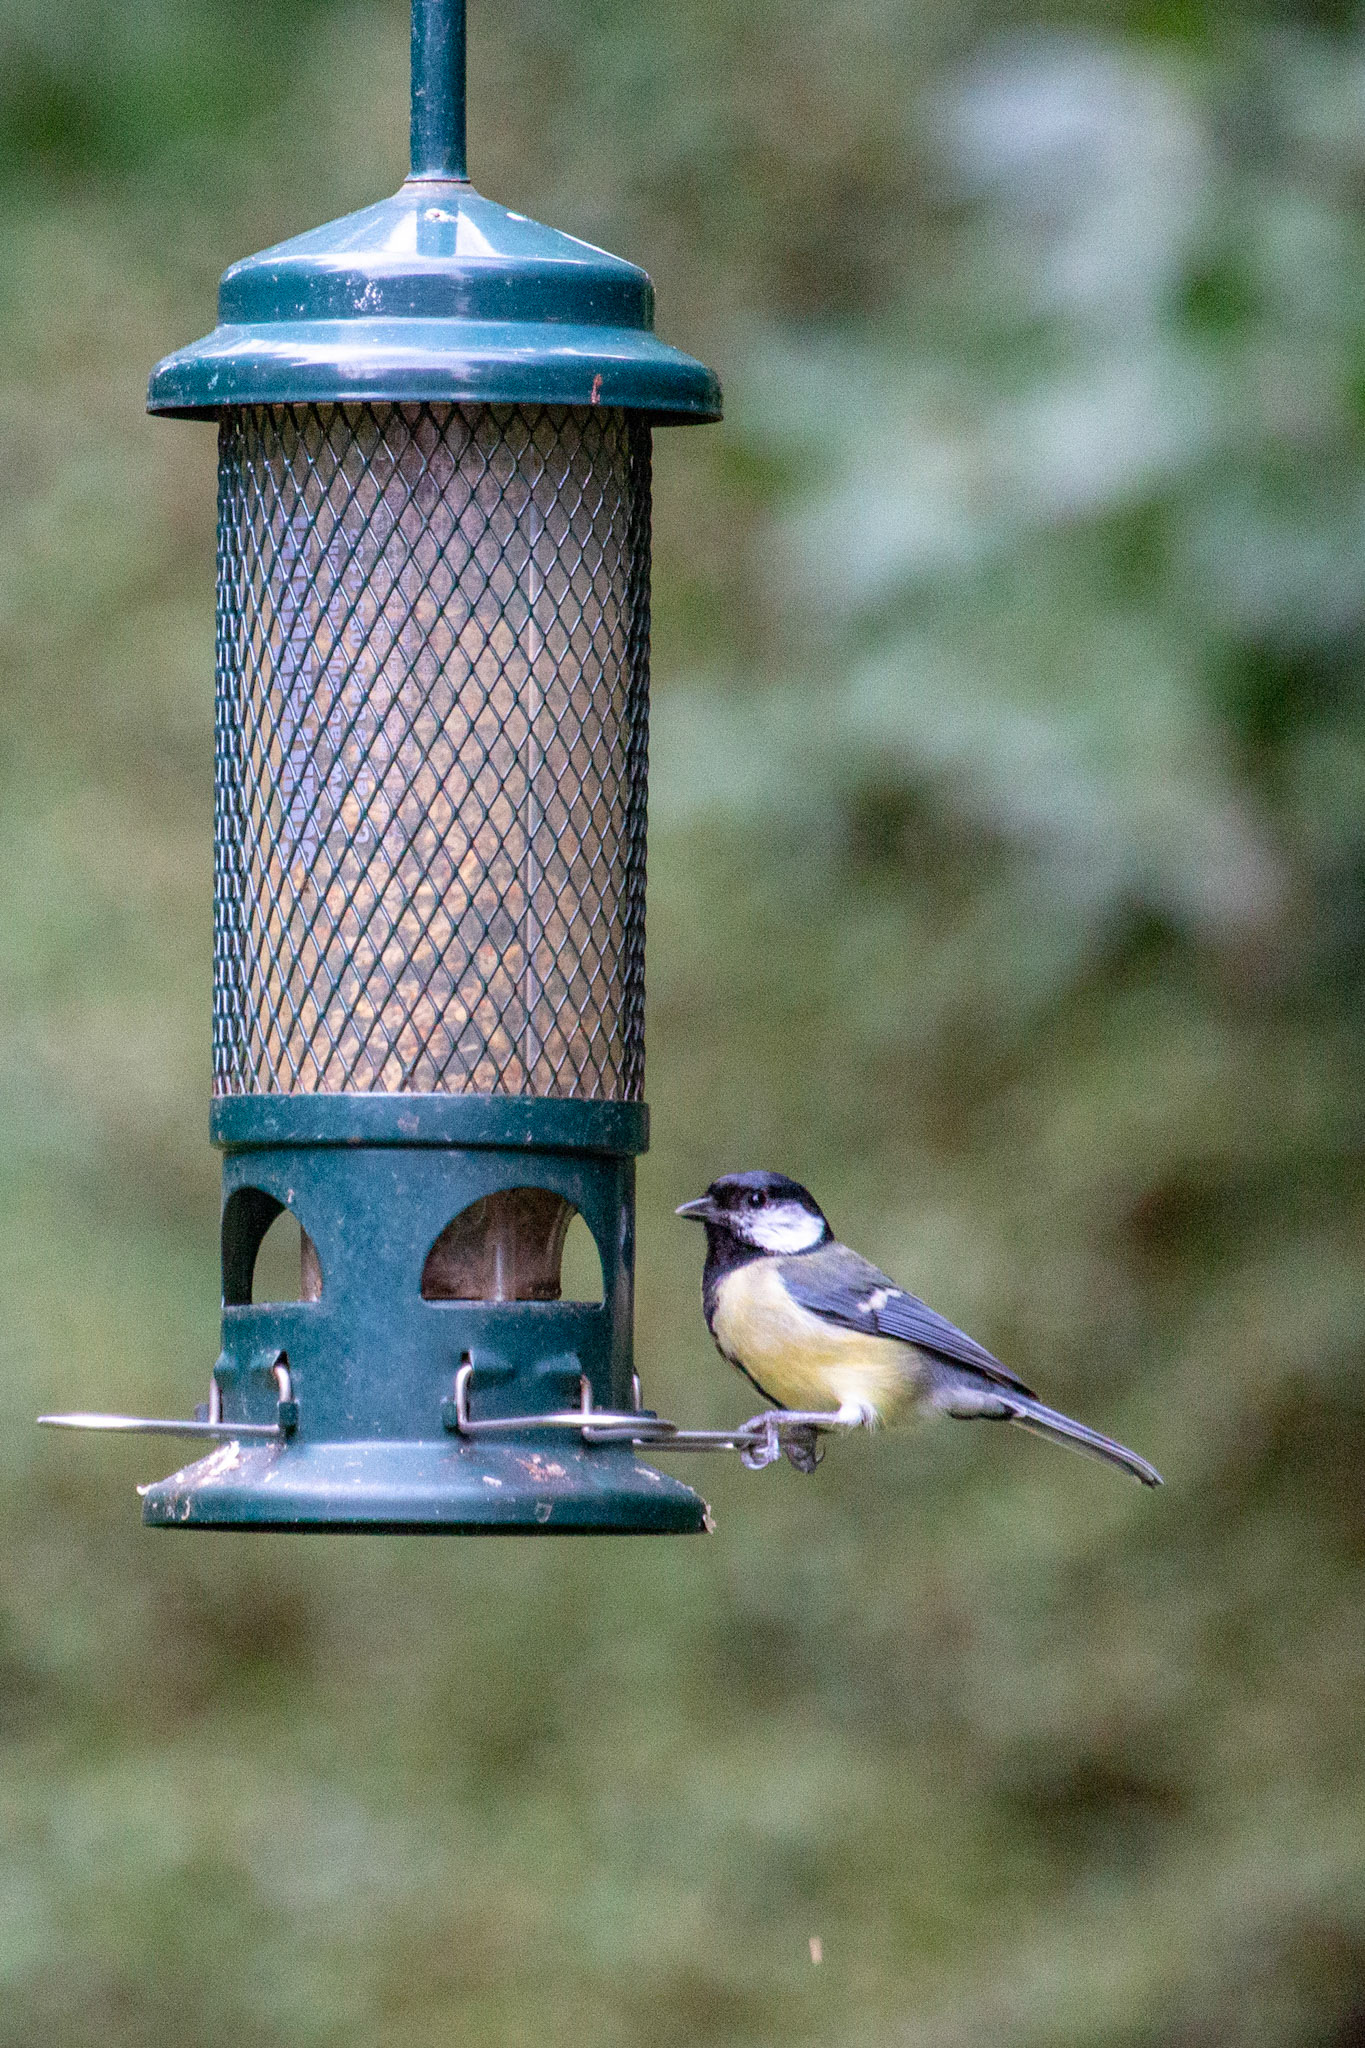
[737,1407,867,1472]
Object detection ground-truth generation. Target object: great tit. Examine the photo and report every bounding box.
[677,1170,1162,1486]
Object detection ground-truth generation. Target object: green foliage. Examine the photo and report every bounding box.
[0,0,335,178]
[0,1,1363,2043]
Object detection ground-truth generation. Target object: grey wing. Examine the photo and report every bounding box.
[779,1243,1037,1398]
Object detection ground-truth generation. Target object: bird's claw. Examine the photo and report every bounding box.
[782,1424,823,1474]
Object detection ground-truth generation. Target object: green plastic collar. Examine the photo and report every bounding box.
[209,1093,649,1156]
[148,179,721,422]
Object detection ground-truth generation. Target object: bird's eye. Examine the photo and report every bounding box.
[747,1190,765,1209]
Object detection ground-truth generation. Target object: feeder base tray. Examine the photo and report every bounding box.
[138,1436,711,1535]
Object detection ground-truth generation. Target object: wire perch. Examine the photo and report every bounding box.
[39,1362,298,1443]
[446,1360,863,1471]
[39,1361,860,1475]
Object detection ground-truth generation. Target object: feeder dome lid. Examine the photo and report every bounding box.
[147,177,722,422]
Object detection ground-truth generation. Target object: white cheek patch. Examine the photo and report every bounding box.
[747,1204,826,1254]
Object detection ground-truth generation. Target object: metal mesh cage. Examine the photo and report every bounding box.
[213,402,651,1098]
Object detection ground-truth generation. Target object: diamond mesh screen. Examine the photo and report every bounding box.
[212,402,651,1098]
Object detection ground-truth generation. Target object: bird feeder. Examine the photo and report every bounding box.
[42,0,734,1532]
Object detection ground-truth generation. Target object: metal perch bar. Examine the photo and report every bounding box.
[39,1362,297,1443]
[38,1366,864,1469]
[447,1360,865,1466]
[37,1414,286,1442]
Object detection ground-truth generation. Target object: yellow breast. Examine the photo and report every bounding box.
[711,1260,921,1420]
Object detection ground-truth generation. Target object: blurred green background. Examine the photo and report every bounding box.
[2,0,1364,2041]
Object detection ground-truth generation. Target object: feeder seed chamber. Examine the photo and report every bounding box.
[40,0,857,1530]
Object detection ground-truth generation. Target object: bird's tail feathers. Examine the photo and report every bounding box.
[1002,1393,1162,1487]
[932,1369,1162,1487]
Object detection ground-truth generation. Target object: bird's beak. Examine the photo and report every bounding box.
[675,1196,718,1223]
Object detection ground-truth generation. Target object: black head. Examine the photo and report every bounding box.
[676,1170,831,1256]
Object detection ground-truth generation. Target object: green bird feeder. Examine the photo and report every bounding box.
[42,0,729,1532]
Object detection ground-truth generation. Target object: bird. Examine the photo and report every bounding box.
[676,1170,1162,1486]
